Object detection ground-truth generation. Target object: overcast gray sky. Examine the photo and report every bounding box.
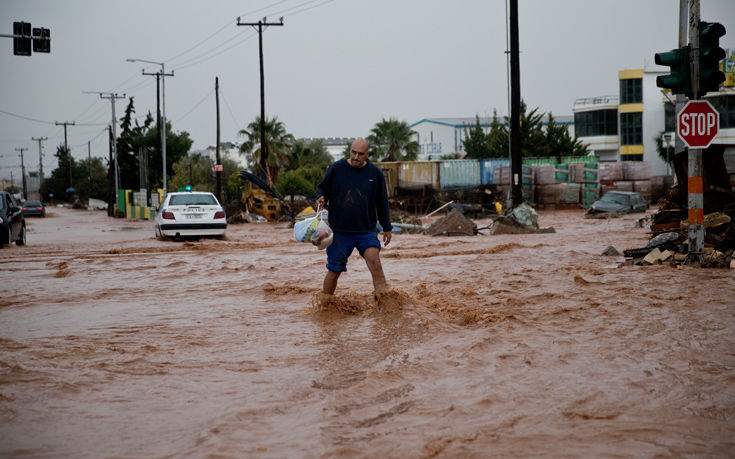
[1,0,734,180]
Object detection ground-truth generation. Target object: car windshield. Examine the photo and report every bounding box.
[25,201,42,206]
[600,193,630,206]
[168,194,217,206]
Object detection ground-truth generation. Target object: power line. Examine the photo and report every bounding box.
[174,32,256,71]
[173,87,215,124]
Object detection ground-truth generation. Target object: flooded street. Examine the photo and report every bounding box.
[1,206,734,457]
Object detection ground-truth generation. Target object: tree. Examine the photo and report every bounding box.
[116,97,192,193]
[367,117,419,162]
[41,144,75,201]
[170,154,241,203]
[73,157,108,202]
[542,112,589,158]
[463,115,492,159]
[285,138,333,172]
[238,116,294,187]
[486,110,509,158]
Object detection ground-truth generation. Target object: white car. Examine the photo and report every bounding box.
[154,191,227,240]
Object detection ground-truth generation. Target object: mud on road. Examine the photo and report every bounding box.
[1,206,734,457]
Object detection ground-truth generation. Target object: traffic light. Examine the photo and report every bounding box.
[698,21,726,95]
[655,45,692,97]
[32,27,50,53]
[13,21,31,56]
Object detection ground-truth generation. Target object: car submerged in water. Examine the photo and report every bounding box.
[589,190,649,214]
[154,191,227,240]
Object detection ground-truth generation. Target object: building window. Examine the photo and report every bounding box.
[620,112,642,145]
[574,109,618,136]
[620,78,642,104]
[622,154,643,162]
[708,95,735,129]
[664,101,675,132]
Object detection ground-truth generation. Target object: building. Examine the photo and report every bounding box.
[574,50,735,177]
[409,116,574,161]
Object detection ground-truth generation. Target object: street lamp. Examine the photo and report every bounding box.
[126,58,169,197]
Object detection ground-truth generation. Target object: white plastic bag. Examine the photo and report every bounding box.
[294,215,319,242]
[311,219,333,250]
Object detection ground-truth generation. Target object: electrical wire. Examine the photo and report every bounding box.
[174,32,256,71]
[173,87,215,124]
[219,86,244,132]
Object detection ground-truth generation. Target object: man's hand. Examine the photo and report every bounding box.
[315,196,325,209]
[382,231,392,247]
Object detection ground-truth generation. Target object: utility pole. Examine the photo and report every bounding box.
[15,147,28,200]
[55,121,75,189]
[142,69,173,188]
[215,76,222,203]
[85,92,125,195]
[127,58,174,198]
[509,0,523,207]
[237,16,284,187]
[32,136,47,191]
[88,141,92,184]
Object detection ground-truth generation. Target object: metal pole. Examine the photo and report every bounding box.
[686,0,704,263]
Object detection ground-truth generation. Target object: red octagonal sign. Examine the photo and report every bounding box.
[677,100,720,148]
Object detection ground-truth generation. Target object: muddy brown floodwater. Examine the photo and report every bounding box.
[1,205,734,457]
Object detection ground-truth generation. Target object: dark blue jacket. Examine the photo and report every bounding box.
[316,159,392,233]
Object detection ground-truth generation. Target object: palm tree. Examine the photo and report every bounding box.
[367,117,420,162]
[238,116,294,187]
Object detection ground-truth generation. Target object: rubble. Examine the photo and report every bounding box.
[426,208,477,236]
[620,187,735,268]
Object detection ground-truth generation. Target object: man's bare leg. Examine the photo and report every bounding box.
[363,247,388,294]
[322,270,341,295]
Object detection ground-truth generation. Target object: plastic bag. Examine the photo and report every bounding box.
[294,216,319,242]
[311,219,333,250]
[294,206,332,249]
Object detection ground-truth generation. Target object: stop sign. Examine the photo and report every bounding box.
[677,100,720,148]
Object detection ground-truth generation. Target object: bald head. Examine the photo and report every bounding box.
[348,138,370,168]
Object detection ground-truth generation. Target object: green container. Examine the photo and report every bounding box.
[523,157,558,166]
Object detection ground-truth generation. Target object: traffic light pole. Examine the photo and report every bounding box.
[686,0,704,264]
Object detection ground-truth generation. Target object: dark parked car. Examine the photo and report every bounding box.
[589,190,648,214]
[1,191,26,246]
[22,200,46,217]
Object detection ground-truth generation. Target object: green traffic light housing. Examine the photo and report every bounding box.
[655,45,692,97]
[698,21,726,95]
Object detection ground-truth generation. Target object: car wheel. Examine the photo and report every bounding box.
[2,227,10,246]
[16,224,26,246]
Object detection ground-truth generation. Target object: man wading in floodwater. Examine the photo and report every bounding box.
[315,137,392,298]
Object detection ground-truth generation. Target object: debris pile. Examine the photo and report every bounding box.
[489,203,556,235]
[619,191,735,268]
[426,208,477,236]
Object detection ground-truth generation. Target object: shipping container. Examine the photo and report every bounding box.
[480,158,509,185]
[375,162,400,197]
[438,159,481,189]
[397,161,440,190]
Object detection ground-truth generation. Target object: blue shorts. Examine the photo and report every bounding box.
[326,230,381,272]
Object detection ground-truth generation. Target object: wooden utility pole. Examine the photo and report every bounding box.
[509,0,523,207]
[55,121,75,189]
[32,136,47,192]
[15,147,28,200]
[237,16,284,187]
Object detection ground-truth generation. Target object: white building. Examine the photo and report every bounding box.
[409,116,574,161]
